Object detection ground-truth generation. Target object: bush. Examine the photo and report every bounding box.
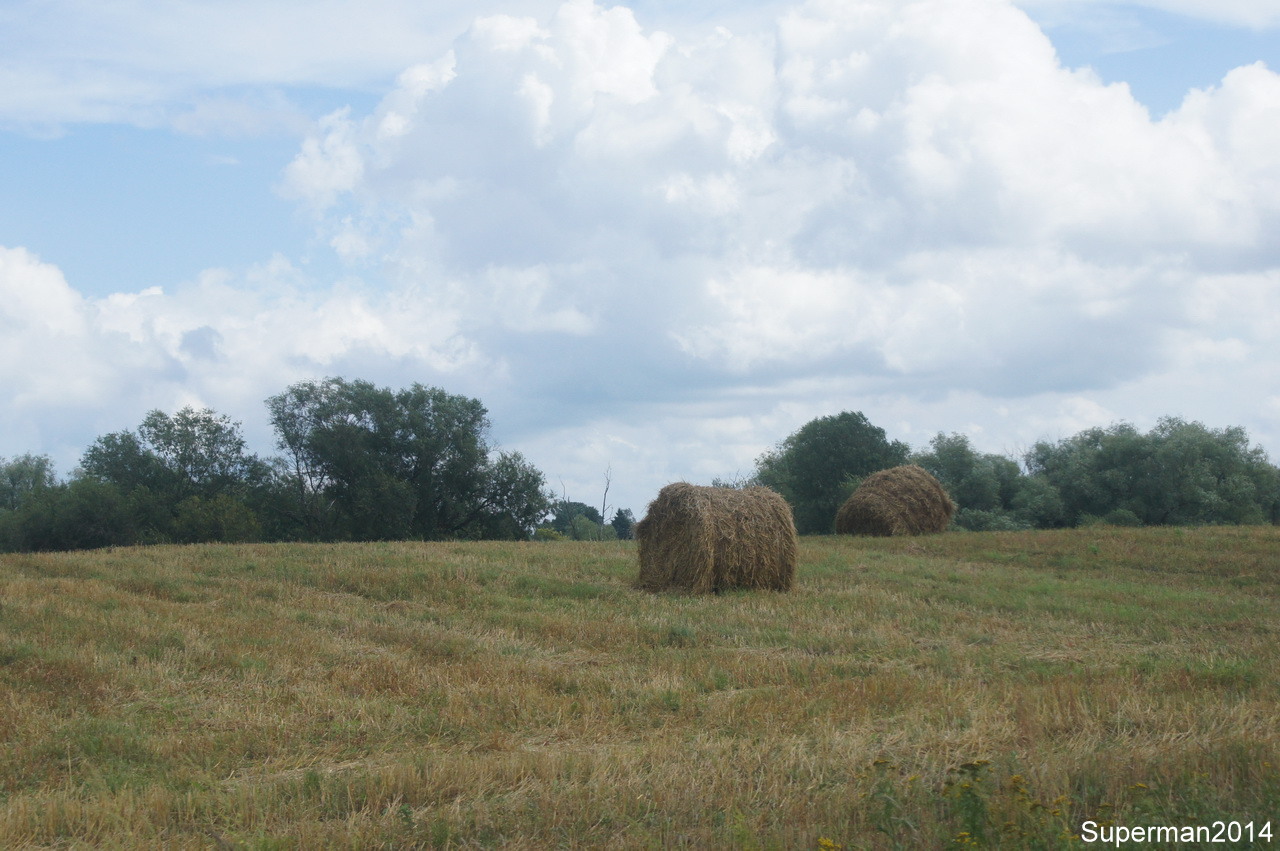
[1103,508,1143,527]
[16,479,137,551]
[173,495,263,543]
[571,515,617,541]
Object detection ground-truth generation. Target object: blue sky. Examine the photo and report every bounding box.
[2,0,1278,516]
[1035,4,1279,113]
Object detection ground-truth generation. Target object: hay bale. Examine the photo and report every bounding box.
[834,465,955,536]
[634,483,798,594]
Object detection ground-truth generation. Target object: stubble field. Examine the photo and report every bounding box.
[1,527,1277,848]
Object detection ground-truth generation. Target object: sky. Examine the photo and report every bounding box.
[1,0,1278,518]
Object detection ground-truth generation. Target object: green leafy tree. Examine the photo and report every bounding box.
[12,478,135,551]
[79,406,268,542]
[267,378,410,539]
[479,451,553,539]
[0,454,58,551]
[571,514,617,541]
[549,501,604,538]
[756,411,910,534]
[137,408,266,500]
[610,507,635,540]
[263,381,341,538]
[1026,418,1280,526]
[82,408,264,501]
[912,433,1032,530]
[173,494,263,544]
[266,378,549,541]
[79,432,171,497]
[1,453,57,512]
[1141,418,1279,524]
[1008,474,1067,529]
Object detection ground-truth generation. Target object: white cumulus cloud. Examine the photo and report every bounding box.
[3,0,1279,514]
[265,0,1280,507]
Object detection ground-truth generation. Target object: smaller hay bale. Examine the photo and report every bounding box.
[834,465,955,536]
[634,483,797,594]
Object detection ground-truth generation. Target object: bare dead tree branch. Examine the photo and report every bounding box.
[600,465,612,539]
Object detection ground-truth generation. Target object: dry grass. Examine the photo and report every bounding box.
[634,483,797,594]
[1,528,1277,848]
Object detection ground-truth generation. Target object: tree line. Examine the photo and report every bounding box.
[754,411,1280,534]
[0,378,554,552]
[3,389,1278,552]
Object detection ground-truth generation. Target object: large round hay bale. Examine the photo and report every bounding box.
[834,465,955,536]
[634,483,798,594]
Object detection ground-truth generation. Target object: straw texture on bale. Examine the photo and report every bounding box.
[634,483,798,594]
[834,465,955,536]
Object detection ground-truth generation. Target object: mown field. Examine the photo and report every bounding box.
[1,527,1277,849]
